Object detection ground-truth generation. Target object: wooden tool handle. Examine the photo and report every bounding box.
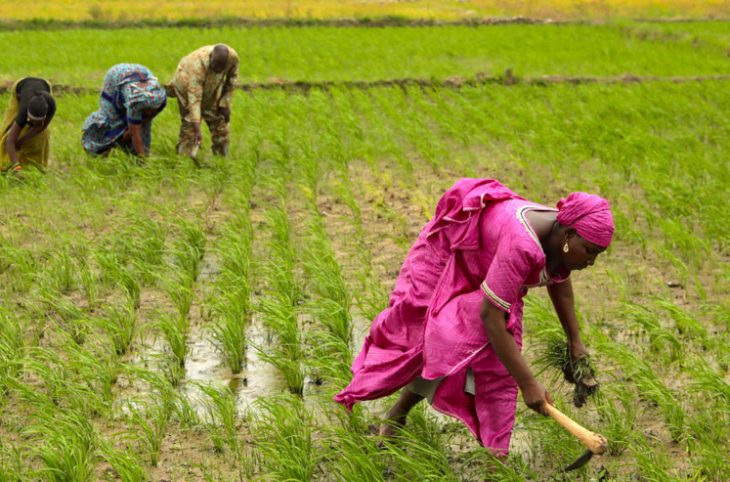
[544,403,608,454]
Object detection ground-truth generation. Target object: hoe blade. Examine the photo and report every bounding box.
[564,449,594,471]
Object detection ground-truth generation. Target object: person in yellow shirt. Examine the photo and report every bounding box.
[1,77,56,172]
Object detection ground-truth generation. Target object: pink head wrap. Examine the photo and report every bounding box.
[556,192,614,248]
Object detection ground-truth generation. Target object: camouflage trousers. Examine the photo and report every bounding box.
[175,98,230,157]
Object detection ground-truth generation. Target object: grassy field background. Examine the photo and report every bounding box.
[0,8,729,482]
[2,22,730,88]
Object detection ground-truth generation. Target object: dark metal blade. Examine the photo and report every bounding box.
[564,449,594,471]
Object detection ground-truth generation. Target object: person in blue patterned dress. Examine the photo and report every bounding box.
[82,64,167,158]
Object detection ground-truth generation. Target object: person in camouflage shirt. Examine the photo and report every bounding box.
[167,44,239,161]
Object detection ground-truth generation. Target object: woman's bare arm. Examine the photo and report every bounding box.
[4,122,21,165]
[547,279,588,359]
[127,123,146,157]
[480,299,552,415]
[16,124,44,148]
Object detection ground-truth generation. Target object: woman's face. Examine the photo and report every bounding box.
[563,232,606,271]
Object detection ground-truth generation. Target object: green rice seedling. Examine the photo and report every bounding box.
[630,434,673,481]
[354,271,390,323]
[0,441,26,481]
[318,425,386,480]
[265,255,301,309]
[687,360,730,404]
[37,288,89,345]
[255,342,304,397]
[158,350,186,388]
[450,441,535,482]
[594,386,637,455]
[13,341,110,415]
[593,330,686,444]
[683,409,730,481]
[307,329,353,387]
[63,340,119,407]
[196,383,240,454]
[180,219,207,257]
[173,219,206,278]
[76,253,98,308]
[620,301,681,363]
[0,309,24,399]
[0,244,38,294]
[156,313,189,367]
[210,272,250,315]
[163,271,195,321]
[24,406,97,482]
[306,296,351,353]
[218,241,252,286]
[705,302,730,332]
[641,386,686,444]
[96,252,141,308]
[130,366,197,426]
[529,323,569,382]
[264,207,301,303]
[653,300,708,345]
[253,394,314,481]
[256,295,304,395]
[381,408,459,481]
[96,296,137,357]
[332,178,364,234]
[48,249,78,294]
[127,402,168,467]
[97,439,148,482]
[303,223,352,344]
[107,216,167,286]
[210,309,246,374]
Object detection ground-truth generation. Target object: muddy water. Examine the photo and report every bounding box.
[350,312,372,356]
[183,248,286,416]
[182,325,232,418]
[181,249,230,418]
[233,313,287,414]
[113,334,167,417]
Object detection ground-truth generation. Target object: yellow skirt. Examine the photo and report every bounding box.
[0,79,51,170]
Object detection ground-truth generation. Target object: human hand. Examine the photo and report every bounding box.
[569,340,590,361]
[218,107,231,123]
[521,380,553,416]
[562,352,599,407]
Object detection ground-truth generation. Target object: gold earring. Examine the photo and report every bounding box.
[563,243,569,253]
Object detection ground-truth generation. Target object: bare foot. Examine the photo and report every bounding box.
[379,414,406,438]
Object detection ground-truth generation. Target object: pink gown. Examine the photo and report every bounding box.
[334,178,569,454]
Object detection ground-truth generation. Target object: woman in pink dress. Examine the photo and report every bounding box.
[334,178,614,455]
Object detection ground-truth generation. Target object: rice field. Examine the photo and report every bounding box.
[0,12,729,482]
[0,0,727,22]
[3,23,730,88]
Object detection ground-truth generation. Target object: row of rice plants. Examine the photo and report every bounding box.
[155,219,206,386]
[207,191,254,374]
[253,146,305,396]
